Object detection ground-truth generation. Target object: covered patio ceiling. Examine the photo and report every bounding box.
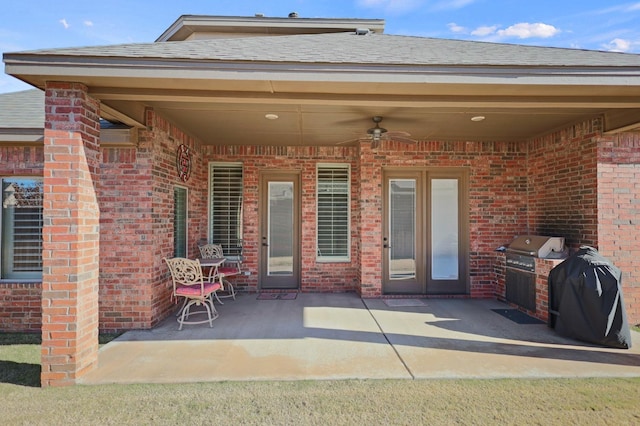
[89,82,640,146]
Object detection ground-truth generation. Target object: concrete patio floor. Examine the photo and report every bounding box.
[80,293,640,385]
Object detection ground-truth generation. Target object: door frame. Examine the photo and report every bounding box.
[426,168,469,294]
[382,169,425,294]
[382,167,469,295]
[258,170,301,290]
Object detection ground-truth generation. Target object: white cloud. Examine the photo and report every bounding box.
[447,22,466,33]
[471,25,499,37]
[497,23,560,39]
[59,18,70,29]
[604,38,632,52]
[84,20,94,27]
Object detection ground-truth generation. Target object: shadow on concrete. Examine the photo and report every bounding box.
[114,294,640,371]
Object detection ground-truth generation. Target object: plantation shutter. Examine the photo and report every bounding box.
[173,187,187,257]
[317,165,350,260]
[209,163,243,256]
[1,178,43,279]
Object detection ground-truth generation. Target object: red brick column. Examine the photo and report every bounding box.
[358,143,383,296]
[41,82,100,387]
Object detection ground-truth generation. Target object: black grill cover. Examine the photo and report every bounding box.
[548,246,632,349]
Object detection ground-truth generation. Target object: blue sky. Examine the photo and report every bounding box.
[2,0,640,93]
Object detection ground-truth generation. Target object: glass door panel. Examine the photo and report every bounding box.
[383,169,468,295]
[389,179,416,280]
[383,173,423,294]
[268,182,293,276]
[260,172,300,289]
[431,179,459,280]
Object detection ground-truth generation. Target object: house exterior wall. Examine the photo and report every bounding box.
[98,109,210,331]
[1,112,639,334]
[98,145,155,330]
[147,110,210,326]
[528,119,600,247]
[203,144,362,293]
[201,139,529,298]
[496,117,639,324]
[357,139,530,297]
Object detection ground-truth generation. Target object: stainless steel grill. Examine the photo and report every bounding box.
[506,235,565,259]
[504,235,565,312]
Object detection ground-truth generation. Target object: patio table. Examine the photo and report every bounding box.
[198,257,226,282]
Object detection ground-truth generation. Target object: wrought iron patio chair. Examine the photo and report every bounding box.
[163,257,222,330]
[198,243,242,300]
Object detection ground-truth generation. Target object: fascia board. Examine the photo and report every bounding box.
[6,56,640,88]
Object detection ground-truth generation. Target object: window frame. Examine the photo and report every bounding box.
[316,163,351,262]
[208,162,243,257]
[173,185,188,258]
[1,176,44,281]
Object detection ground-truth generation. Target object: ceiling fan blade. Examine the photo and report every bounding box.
[335,138,360,145]
[382,133,417,144]
[390,136,418,144]
[386,130,412,137]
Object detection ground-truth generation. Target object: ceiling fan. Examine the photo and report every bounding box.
[340,116,417,148]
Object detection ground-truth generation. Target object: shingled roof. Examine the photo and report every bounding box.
[3,16,640,145]
[0,89,44,129]
[9,32,640,68]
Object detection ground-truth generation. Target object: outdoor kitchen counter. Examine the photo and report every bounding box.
[495,251,566,323]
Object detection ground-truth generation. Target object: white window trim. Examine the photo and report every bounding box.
[207,162,243,254]
[316,163,351,263]
[1,176,44,280]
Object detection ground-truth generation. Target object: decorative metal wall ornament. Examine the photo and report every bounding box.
[176,144,192,182]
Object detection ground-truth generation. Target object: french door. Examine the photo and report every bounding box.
[259,171,300,289]
[382,169,468,294]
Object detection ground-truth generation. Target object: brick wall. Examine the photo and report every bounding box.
[597,132,640,325]
[0,283,41,332]
[147,109,210,324]
[359,139,530,297]
[516,120,600,322]
[204,144,361,293]
[526,120,639,325]
[98,145,156,330]
[97,109,210,331]
[528,119,600,247]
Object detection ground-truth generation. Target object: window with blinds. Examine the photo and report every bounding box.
[209,163,243,256]
[1,177,43,279]
[317,164,350,261]
[173,186,188,258]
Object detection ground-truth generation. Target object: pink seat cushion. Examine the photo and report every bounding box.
[218,267,239,276]
[175,282,221,297]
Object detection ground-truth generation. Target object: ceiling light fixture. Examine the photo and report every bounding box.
[265,113,279,120]
[471,116,486,122]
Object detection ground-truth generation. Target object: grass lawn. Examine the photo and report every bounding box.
[1,332,639,425]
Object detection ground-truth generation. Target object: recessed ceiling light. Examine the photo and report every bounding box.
[471,116,486,122]
[265,113,279,120]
